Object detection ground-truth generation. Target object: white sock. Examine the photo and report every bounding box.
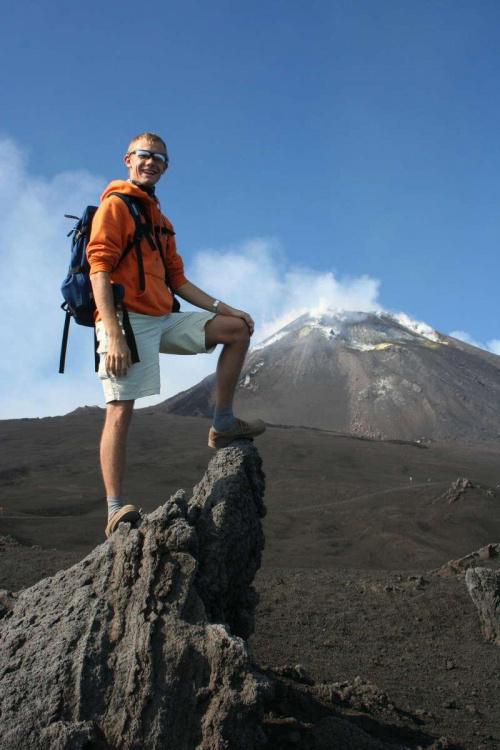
[107,495,124,521]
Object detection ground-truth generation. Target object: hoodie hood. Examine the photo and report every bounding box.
[100,180,159,207]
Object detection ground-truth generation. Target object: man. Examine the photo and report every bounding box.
[87,132,265,537]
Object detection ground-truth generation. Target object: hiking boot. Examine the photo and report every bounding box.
[105,504,141,538]
[208,418,266,450]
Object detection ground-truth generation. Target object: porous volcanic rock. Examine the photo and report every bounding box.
[0,442,268,750]
[431,543,500,577]
[465,566,500,646]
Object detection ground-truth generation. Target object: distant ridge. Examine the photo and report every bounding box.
[67,405,103,416]
[152,310,500,442]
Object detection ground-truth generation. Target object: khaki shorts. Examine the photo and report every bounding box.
[96,311,216,403]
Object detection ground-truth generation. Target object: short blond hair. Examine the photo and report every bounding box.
[127,133,169,164]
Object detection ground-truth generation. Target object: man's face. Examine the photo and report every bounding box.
[124,138,168,188]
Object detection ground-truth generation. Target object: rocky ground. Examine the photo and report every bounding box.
[1,413,499,748]
[252,565,500,749]
[2,535,498,749]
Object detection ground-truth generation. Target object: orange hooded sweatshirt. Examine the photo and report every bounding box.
[87,180,187,318]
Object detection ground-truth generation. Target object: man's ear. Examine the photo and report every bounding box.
[124,153,132,169]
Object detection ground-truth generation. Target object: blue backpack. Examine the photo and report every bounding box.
[59,192,179,373]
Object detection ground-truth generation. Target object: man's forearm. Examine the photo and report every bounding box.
[175,281,222,312]
[90,272,124,338]
[90,271,131,376]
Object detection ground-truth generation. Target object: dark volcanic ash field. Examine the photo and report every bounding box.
[1,311,500,748]
[1,411,499,749]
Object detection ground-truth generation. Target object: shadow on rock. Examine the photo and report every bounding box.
[259,667,459,750]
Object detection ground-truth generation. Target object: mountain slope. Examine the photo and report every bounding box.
[153,311,500,441]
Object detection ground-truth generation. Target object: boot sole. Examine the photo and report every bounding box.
[208,426,266,450]
[105,505,141,538]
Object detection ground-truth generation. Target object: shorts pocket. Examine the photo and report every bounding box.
[95,322,108,355]
[98,351,110,380]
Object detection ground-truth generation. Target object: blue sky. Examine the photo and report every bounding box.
[0,0,499,418]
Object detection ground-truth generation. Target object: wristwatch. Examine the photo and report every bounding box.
[212,299,221,313]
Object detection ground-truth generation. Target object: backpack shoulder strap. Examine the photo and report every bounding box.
[133,199,162,252]
[58,307,72,374]
[132,200,178,299]
[155,223,175,291]
[107,192,146,291]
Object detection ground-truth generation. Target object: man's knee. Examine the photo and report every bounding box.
[232,318,251,348]
[205,316,250,349]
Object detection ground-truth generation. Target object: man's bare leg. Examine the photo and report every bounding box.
[205,315,250,407]
[101,399,135,497]
[204,315,265,448]
[100,399,143,538]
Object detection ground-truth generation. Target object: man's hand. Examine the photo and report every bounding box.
[90,272,133,377]
[106,333,132,378]
[174,281,255,335]
[219,305,255,336]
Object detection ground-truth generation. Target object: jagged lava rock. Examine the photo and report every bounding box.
[465,566,500,646]
[0,442,269,750]
[431,543,500,577]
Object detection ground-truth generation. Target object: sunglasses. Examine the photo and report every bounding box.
[128,149,168,165]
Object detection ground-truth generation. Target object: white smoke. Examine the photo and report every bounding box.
[0,137,107,419]
[187,245,381,343]
[391,312,442,343]
[489,340,500,356]
[449,330,500,356]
